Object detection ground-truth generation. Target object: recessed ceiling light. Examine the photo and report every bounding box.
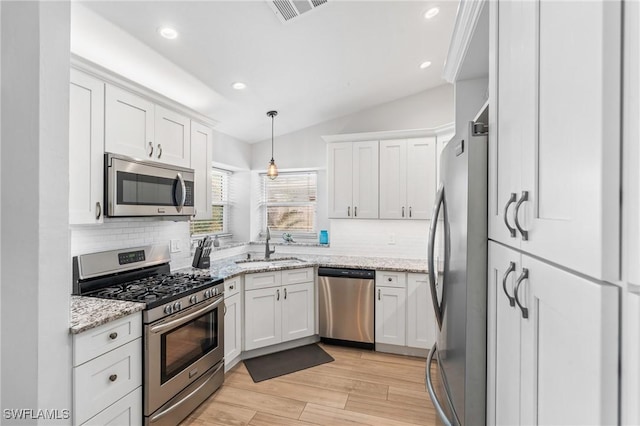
[232,82,247,90]
[158,27,178,40]
[424,7,440,20]
[420,61,432,69]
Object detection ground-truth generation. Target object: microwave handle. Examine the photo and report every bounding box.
[176,173,186,212]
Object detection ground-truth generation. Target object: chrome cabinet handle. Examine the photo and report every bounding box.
[502,262,516,307]
[409,206,412,218]
[284,288,287,299]
[402,206,405,218]
[277,289,280,301]
[378,289,381,301]
[354,206,357,217]
[157,143,163,159]
[109,332,118,340]
[514,268,529,319]
[503,193,517,237]
[148,141,154,157]
[514,191,529,240]
[348,206,351,217]
[96,202,102,220]
[109,374,117,382]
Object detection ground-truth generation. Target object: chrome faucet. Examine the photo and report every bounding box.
[265,227,275,259]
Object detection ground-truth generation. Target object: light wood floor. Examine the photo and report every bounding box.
[181,343,438,426]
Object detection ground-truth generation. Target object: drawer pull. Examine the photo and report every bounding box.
[230,285,234,290]
[109,374,118,382]
[388,277,393,282]
[109,332,118,340]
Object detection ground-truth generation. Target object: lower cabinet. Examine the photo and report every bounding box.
[487,241,619,425]
[224,277,242,369]
[244,268,315,351]
[72,312,142,426]
[375,271,437,350]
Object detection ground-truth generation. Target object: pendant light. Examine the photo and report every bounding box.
[266,110,279,180]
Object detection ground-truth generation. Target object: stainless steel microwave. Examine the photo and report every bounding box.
[105,153,195,217]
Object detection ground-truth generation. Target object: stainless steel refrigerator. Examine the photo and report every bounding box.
[426,120,488,426]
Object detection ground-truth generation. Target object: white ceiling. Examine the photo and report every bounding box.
[75,0,458,143]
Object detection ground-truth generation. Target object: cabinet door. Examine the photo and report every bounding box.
[521,0,621,281]
[406,273,435,349]
[488,0,535,248]
[224,292,242,365]
[327,143,353,218]
[105,85,154,160]
[379,139,407,219]
[406,138,436,219]
[69,69,105,224]
[281,281,314,342]
[352,141,379,219]
[375,286,406,346]
[486,242,522,426]
[154,105,190,167]
[190,121,213,220]
[520,253,619,425]
[244,287,282,351]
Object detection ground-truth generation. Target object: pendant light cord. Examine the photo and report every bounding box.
[271,114,274,161]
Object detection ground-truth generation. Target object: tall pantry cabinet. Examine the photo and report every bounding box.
[486,0,621,424]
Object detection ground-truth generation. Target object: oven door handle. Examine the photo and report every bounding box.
[149,361,224,424]
[150,297,223,334]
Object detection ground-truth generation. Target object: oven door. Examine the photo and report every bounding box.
[145,296,224,416]
[106,153,195,217]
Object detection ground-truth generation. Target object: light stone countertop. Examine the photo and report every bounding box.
[71,254,428,334]
[70,296,145,335]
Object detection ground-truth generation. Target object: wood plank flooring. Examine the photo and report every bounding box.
[181,344,438,426]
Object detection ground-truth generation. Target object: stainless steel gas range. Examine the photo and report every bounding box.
[73,245,225,426]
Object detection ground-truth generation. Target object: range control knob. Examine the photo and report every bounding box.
[189,295,198,304]
[204,289,212,299]
[213,288,218,297]
[164,305,173,315]
[173,301,182,311]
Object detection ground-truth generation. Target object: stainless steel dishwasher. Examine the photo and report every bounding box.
[318,267,375,349]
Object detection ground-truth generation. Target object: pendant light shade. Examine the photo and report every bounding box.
[266,110,279,180]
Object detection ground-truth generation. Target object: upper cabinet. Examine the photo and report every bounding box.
[489,0,621,282]
[190,121,213,221]
[105,85,191,168]
[380,137,436,219]
[327,141,379,219]
[69,69,105,225]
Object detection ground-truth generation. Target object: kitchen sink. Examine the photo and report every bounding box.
[235,258,307,269]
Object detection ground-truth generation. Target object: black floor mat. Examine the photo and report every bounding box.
[243,344,334,383]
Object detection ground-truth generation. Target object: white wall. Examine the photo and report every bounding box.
[249,84,454,257]
[1,1,72,421]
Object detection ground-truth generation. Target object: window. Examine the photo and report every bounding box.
[262,171,317,235]
[190,168,231,236]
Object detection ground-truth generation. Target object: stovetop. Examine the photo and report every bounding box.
[83,272,221,310]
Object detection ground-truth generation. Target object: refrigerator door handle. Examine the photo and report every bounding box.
[426,343,454,426]
[428,184,447,329]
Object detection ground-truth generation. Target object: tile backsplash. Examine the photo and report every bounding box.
[70,217,192,270]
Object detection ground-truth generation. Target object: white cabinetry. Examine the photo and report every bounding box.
[244,268,315,351]
[224,277,242,370]
[375,271,436,351]
[489,0,621,281]
[327,141,378,219]
[379,138,436,219]
[190,121,213,220]
[105,85,191,167]
[69,69,105,225]
[72,312,142,426]
[487,241,618,425]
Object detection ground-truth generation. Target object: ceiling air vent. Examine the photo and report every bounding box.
[267,0,328,24]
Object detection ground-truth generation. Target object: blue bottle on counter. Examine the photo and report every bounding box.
[319,230,329,245]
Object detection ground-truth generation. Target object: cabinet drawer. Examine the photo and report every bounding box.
[224,277,241,297]
[80,387,141,426]
[244,271,281,291]
[282,267,314,285]
[74,338,142,426]
[376,271,407,288]
[73,312,142,366]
